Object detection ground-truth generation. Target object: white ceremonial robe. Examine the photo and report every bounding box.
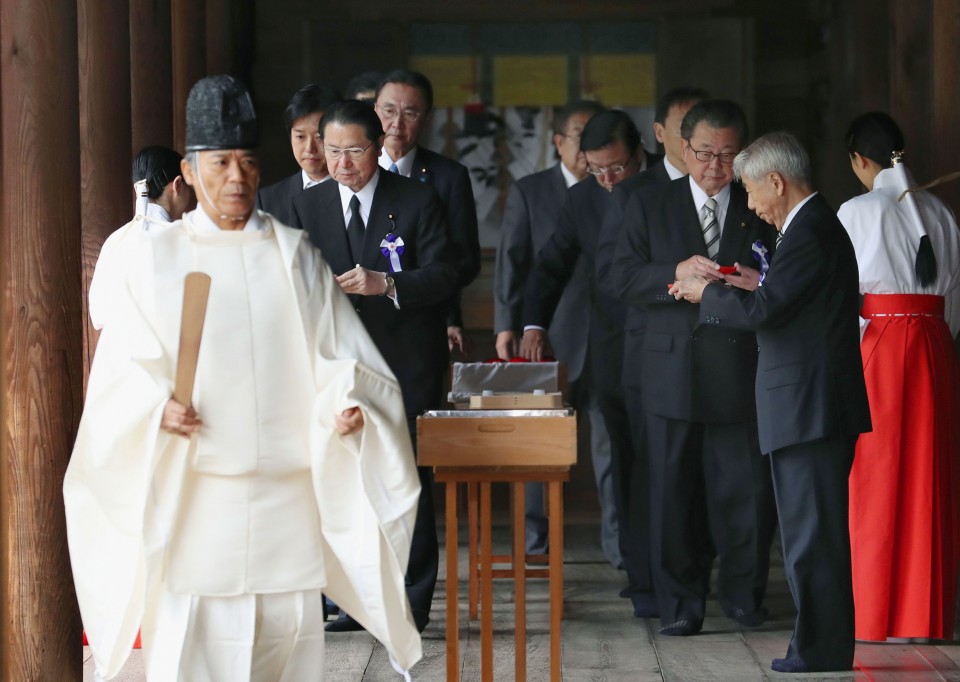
[65,210,422,679]
[88,204,174,331]
[838,164,960,336]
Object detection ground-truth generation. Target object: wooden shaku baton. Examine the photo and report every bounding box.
[173,272,211,408]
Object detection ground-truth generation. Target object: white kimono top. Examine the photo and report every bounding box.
[838,164,960,336]
[64,209,423,677]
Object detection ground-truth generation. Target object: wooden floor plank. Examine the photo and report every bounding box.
[82,520,960,680]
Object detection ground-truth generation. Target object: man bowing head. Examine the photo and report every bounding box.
[674,131,871,674]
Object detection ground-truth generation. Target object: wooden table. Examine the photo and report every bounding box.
[417,409,576,682]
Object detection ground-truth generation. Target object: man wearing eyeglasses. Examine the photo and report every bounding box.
[374,69,480,355]
[290,98,458,635]
[593,86,709,620]
[494,99,604,557]
[519,110,652,582]
[610,99,777,638]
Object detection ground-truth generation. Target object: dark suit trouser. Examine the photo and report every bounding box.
[618,385,653,599]
[646,413,775,625]
[524,377,587,554]
[769,436,856,670]
[406,418,440,631]
[594,381,633,568]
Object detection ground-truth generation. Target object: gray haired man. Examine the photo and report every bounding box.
[673,132,871,673]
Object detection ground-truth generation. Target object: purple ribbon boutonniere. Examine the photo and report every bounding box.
[752,240,770,286]
[381,232,405,272]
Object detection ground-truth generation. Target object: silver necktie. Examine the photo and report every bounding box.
[702,197,720,260]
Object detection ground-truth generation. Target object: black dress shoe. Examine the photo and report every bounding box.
[729,606,768,628]
[631,594,659,619]
[658,619,702,636]
[325,613,365,633]
[770,658,809,673]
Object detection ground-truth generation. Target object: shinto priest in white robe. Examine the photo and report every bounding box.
[64,207,423,678]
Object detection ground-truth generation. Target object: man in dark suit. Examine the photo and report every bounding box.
[256,84,340,225]
[594,87,708,616]
[374,69,480,353]
[610,99,777,636]
[520,110,645,581]
[493,99,604,555]
[290,99,457,634]
[674,132,870,673]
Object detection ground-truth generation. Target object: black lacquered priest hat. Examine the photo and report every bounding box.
[185,75,259,152]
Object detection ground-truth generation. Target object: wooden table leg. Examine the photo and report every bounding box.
[468,481,479,620]
[446,481,459,682]
[548,479,563,682]
[512,482,527,682]
[480,482,493,682]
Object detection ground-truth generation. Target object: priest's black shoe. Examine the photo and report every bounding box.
[325,613,365,633]
[770,657,809,673]
[658,619,702,636]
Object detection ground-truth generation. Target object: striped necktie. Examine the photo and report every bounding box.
[776,230,784,249]
[701,197,720,260]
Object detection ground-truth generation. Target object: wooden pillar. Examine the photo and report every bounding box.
[205,0,234,75]
[0,0,84,679]
[78,0,133,379]
[130,0,174,152]
[172,0,206,152]
[890,0,960,212]
[817,0,891,206]
[928,0,960,213]
[204,0,257,89]
[889,0,934,185]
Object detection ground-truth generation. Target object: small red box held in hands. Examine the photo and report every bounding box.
[718,265,738,275]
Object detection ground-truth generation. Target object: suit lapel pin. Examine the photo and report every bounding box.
[418,168,430,183]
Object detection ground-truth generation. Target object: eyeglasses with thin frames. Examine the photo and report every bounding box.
[685,143,737,164]
[323,143,374,160]
[587,163,628,176]
[376,105,423,122]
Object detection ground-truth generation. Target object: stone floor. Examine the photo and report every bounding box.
[84,519,960,681]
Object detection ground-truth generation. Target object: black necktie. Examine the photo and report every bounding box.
[347,195,365,263]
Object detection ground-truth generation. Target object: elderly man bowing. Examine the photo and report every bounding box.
[65,75,422,681]
[673,131,871,674]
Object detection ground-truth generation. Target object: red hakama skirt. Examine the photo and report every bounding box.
[850,293,960,640]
